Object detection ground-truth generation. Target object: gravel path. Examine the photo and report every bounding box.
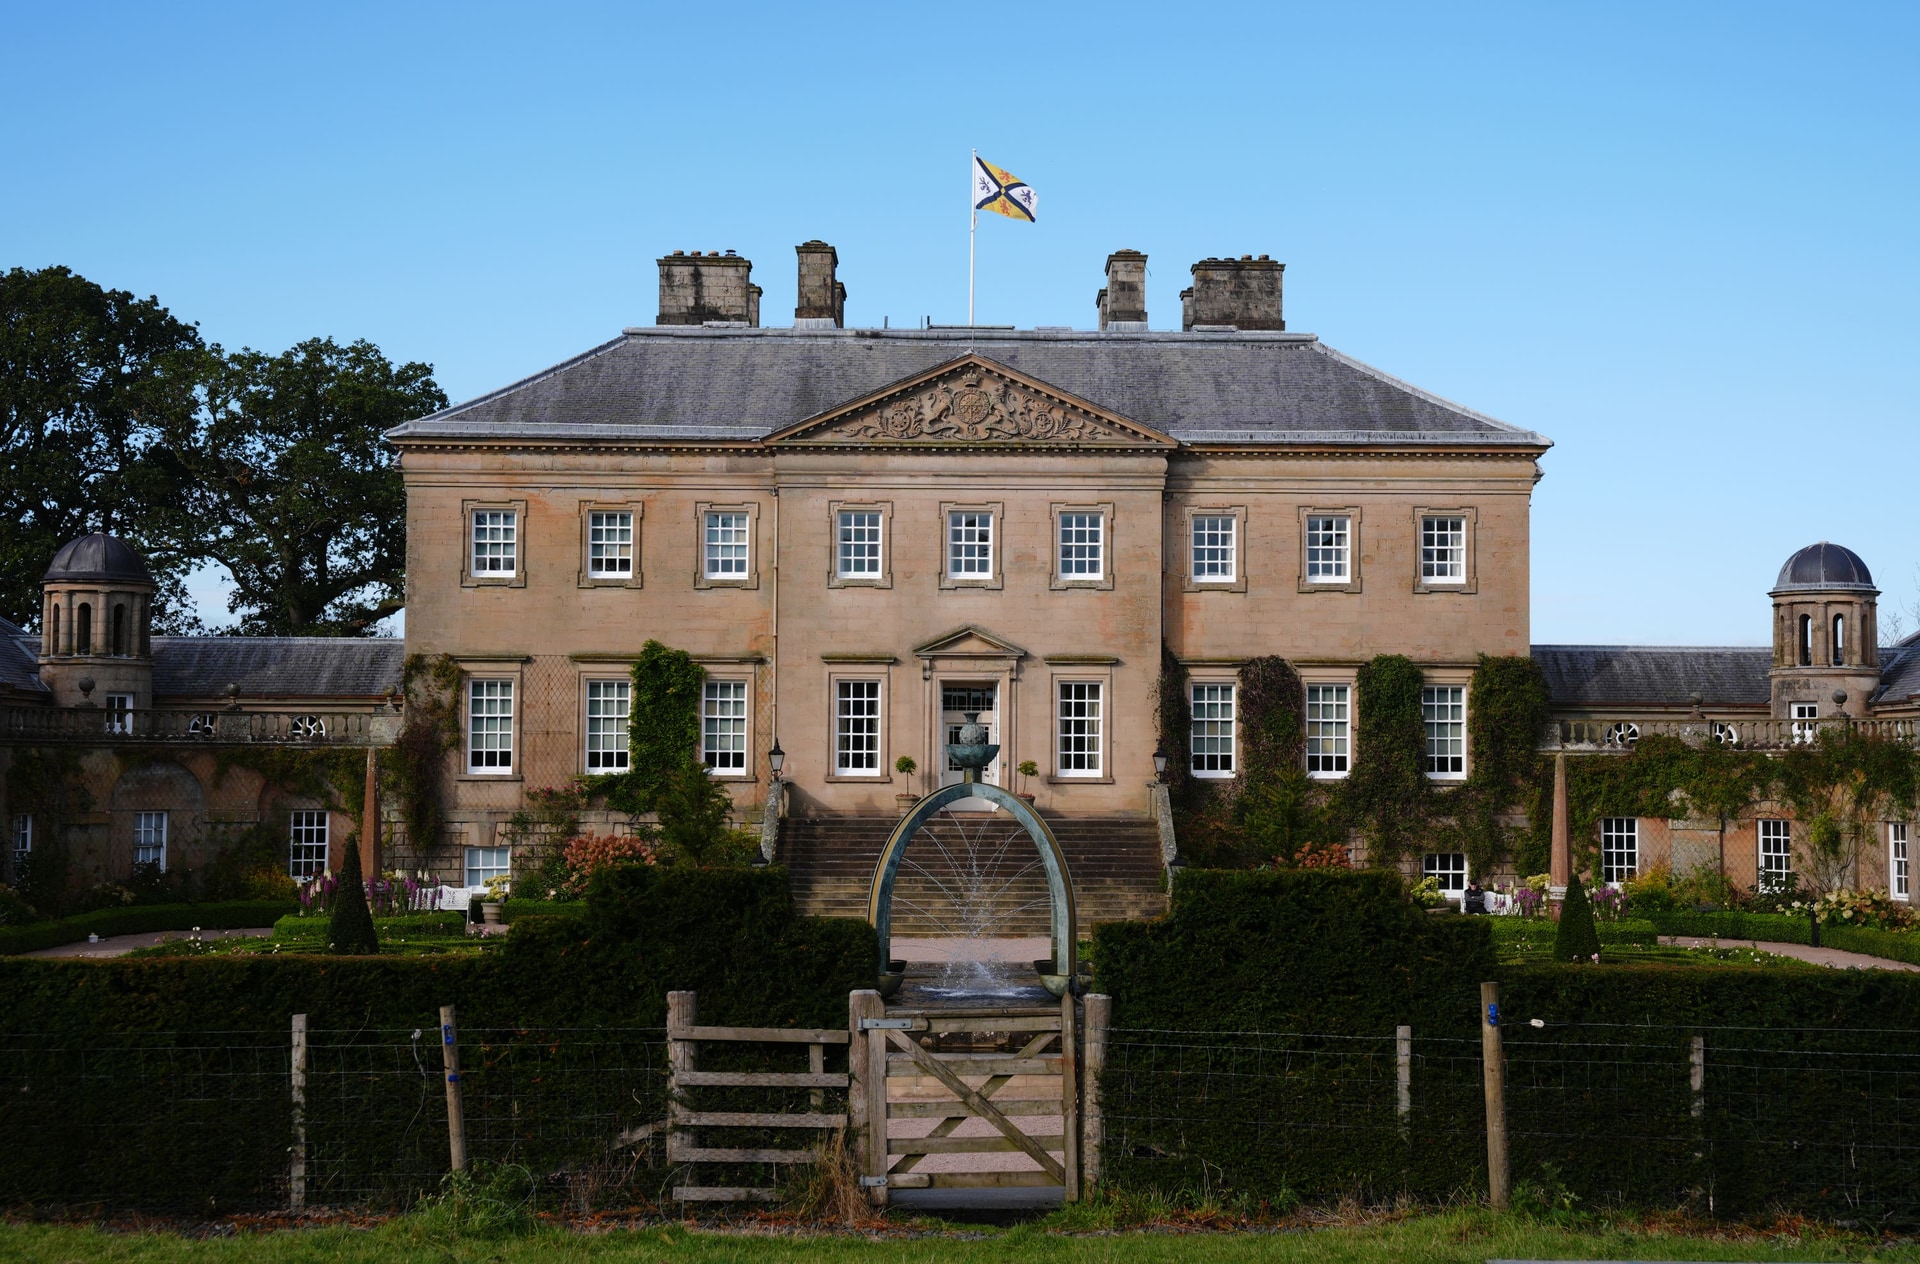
[1661,935,1920,972]
[26,927,274,958]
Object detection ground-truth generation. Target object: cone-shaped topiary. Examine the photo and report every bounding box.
[328,836,380,955]
[1554,871,1602,963]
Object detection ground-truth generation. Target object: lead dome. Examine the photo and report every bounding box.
[1773,542,1875,594]
[43,533,153,585]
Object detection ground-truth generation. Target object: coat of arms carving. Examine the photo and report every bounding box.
[821,371,1109,444]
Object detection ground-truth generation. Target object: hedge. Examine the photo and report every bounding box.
[1822,924,1920,966]
[1488,917,1659,952]
[502,897,584,922]
[0,901,298,956]
[1092,868,1920,1222]
[0,866,874,1210]
[270,911,468,942]
[1644,910,1815,944]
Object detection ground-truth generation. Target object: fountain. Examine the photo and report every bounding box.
[866,714,1083,1000]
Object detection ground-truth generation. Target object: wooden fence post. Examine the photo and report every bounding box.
[667,991,697,1195]
[1395,1024,1412,1135]
[440,1004,468,1174]
[847,989,885,1206]
[1082,993,1111,1190]
[290,1014,308,1211]
[1480,982,1508,1210]
[1690,1035,1706,1119]
[1060,990,1081,1203]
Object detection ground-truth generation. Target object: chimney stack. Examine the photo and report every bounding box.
[657,250,761,326]
[1181,255,1284,331]
[1096,249,1148,331]
[794,241,846,328]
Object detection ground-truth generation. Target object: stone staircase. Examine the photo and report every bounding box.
[776,812,1169,937]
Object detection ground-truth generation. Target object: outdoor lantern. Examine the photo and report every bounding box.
[1152,745,1168,782]
[768,739,785,777]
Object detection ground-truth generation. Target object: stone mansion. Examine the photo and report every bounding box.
[2,243,1913,915]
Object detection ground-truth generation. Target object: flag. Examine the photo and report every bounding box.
[972,156,1037,222]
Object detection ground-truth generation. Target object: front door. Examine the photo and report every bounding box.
[939,682,1000,791]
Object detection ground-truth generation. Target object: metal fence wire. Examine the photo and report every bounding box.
[0,1026,670,1211]
[1099,1021,1920,1224]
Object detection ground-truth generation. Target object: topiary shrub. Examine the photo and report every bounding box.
[1554,872,1601,963]
[328,837,380,955]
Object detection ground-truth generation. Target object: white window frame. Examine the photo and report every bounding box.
[584,678,631,773]
[940,502,1003,589]
[693,502,759,589]
[586,509,634,579]
[1421,685,1467,780]
[468,506,520,580]
[1422,852,1468,896]
[11,813,30,866]
[466,678,515,775]
[703,511,751,579]
[836,509,883,579]
[104,692,134,735]
[288,810,329,881]
[1056,681,1104,778]
[1190,513,1237,584]
[1892,823,1910,902]
[465,845,511,889]
[834,679,883,777]
[1304,514,1351,583]
[1051,503,1113,589]
[1790,701,1819,744]
[1600,817,1638,885]
[1419,515,1466,585]
[1189,682,1236,779]
[1305,683,1350,779]
[702,679,750,775]
[133,810,168,872]
[1759,818,1794,892]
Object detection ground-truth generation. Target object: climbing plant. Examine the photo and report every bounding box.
[1776,727,1920,893]
[1456,654,1552,879]
[1154,645,1195,810]
[601,640,707,815]
[1338,654,1431,864]
[388,652,461,858]
[1232,656,1328,866]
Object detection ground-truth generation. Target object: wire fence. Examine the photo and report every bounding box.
[3,1015,1916,1220]
[1100,1020,1920,1224]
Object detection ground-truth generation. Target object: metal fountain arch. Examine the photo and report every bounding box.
[866,767,1080,997]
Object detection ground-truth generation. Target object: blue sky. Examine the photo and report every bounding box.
[5,1,1915,645]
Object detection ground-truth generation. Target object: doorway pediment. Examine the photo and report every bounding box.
[913,624,1028,662]
[765,354,1176,449]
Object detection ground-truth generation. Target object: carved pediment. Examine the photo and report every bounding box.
[913,625,1028,661]
[767,355,1174,449]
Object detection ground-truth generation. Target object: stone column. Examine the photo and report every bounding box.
[1549,753,1570,897]
[360,746,381,882]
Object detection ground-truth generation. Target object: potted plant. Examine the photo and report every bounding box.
[1017,760,1039,804]
[893,756,918,810]
[480,874,511,925]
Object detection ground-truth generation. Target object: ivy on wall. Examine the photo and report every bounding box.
[388,653,461,858]
[1340,654,1431,865]
[1153,645,1195,811]
[1457,654,1553,879]
[598,640,706,815]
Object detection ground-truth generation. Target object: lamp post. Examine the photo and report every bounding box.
[1152,745,1168,784]
[768,739,785,778]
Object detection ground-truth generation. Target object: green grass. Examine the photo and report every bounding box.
[1488,918,1818,969]
[0,1209,1911,1264]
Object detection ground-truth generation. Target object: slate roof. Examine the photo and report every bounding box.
[0,621,48,695]
[1875,633,1920,705]
[150,638,404,699]
[1531,645,1773,708]
[385,328,1550,448]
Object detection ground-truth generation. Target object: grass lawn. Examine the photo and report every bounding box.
[2,1209,1914,1264]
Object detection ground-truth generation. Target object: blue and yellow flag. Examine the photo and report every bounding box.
[972,156,1038,222]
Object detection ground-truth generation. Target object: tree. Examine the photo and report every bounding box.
[1554,873,1602,963]
[655,758,751,867]
[0,266,203,629]
[328,836,380,954]
[153,337,445,635]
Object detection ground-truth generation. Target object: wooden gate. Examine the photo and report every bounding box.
[851,992,1100,1203]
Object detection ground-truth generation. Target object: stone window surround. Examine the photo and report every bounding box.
[825,666,892,783]
[695,501,761,590]
[1298,665,1355,781]
[462,499,528,589]
[1186,666,1239,781]
[1412,506,1479,594]
[1420,675,1471,782]
[1181,504,1247,593]
[578,501,643,589]
[698,672,757,781]
[828,499,893,589]
[939,501,1004,590]
[1047,662,1114,785]
[1050,502,1115,591]
[576,671,633,777]
[456,656,527,782]
[1298,505,1364,594]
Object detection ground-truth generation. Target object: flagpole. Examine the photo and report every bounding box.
[968,148,977,329]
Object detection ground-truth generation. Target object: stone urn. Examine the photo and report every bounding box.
[480,901,503,925]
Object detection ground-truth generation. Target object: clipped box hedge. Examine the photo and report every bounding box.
[1821,924,1920,966]
[270,911,469,943]
[0,866,874,1210]
[1644,910,1814,944]
[1488,917,1659,953]
[0,901,298,956]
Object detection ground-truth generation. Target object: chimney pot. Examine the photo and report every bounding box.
[1096,249,1149,331]
[657,250,759,326]
[1182,255,1285,332]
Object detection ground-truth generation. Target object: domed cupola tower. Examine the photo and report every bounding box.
[39,533,156,709]
[1770,542,1880,718]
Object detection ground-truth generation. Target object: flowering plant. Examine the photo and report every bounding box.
[1408,875,1448,909]
[1794,887,1917,931]
[1588,884,1629,923]
[560,831,659,897]
[1512,886,1547,919]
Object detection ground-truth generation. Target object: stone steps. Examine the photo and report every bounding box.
[777,814,1168,936]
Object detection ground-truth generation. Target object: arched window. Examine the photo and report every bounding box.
[1832,613,1846,666]
[1798,614,1812,667]
[111,605,126,656]
[48,603,59,655]
[76,603,92,656]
